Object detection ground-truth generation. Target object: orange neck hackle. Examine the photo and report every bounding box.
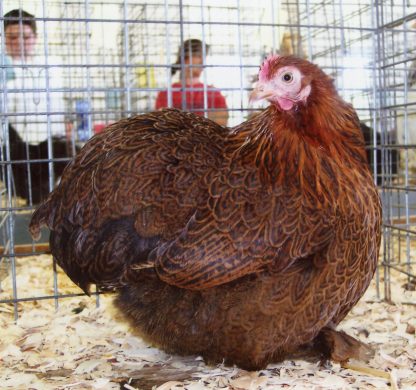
[231,91,368,205]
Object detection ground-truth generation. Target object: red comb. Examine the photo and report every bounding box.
[259,54,279,82]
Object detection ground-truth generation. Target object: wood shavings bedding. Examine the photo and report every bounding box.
[0,254,415,390]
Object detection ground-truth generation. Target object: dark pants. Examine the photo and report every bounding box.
[3,125,74,204]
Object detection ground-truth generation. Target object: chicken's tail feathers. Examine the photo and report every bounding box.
[49,216,160,296]
[29,200,53,241]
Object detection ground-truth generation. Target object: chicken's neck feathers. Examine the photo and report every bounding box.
[230,101,369,204]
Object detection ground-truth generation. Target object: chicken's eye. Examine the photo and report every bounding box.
[282,72,293,83]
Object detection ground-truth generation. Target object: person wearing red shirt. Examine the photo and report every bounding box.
[155,39,229,126]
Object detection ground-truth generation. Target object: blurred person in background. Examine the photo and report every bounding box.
[155,39,229,126]
[3,8,71,143]
[2,9,74,204]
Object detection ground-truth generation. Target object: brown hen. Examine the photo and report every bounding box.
[30,55,381,370]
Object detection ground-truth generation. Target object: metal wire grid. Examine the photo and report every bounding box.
[0,0,415,319]
[374,1,416,302]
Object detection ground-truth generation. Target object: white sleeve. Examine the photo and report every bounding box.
[47,59,66,138]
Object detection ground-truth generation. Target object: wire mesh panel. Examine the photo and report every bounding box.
[0,0,415,319]
[374,1,416,302]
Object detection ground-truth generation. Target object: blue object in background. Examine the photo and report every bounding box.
[3,55,15,81]
[0,54,15,82]
[76,100,90,142]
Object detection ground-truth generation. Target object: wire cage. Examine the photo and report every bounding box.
[0,0,415,319]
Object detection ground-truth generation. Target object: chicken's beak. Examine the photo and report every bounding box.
[249,84,275,104]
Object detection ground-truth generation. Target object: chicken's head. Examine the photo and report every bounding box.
[250,54,320,111]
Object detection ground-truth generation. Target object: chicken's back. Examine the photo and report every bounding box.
[30,108,228,293]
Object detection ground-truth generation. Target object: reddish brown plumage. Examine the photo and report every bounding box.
[30,55,381,370]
